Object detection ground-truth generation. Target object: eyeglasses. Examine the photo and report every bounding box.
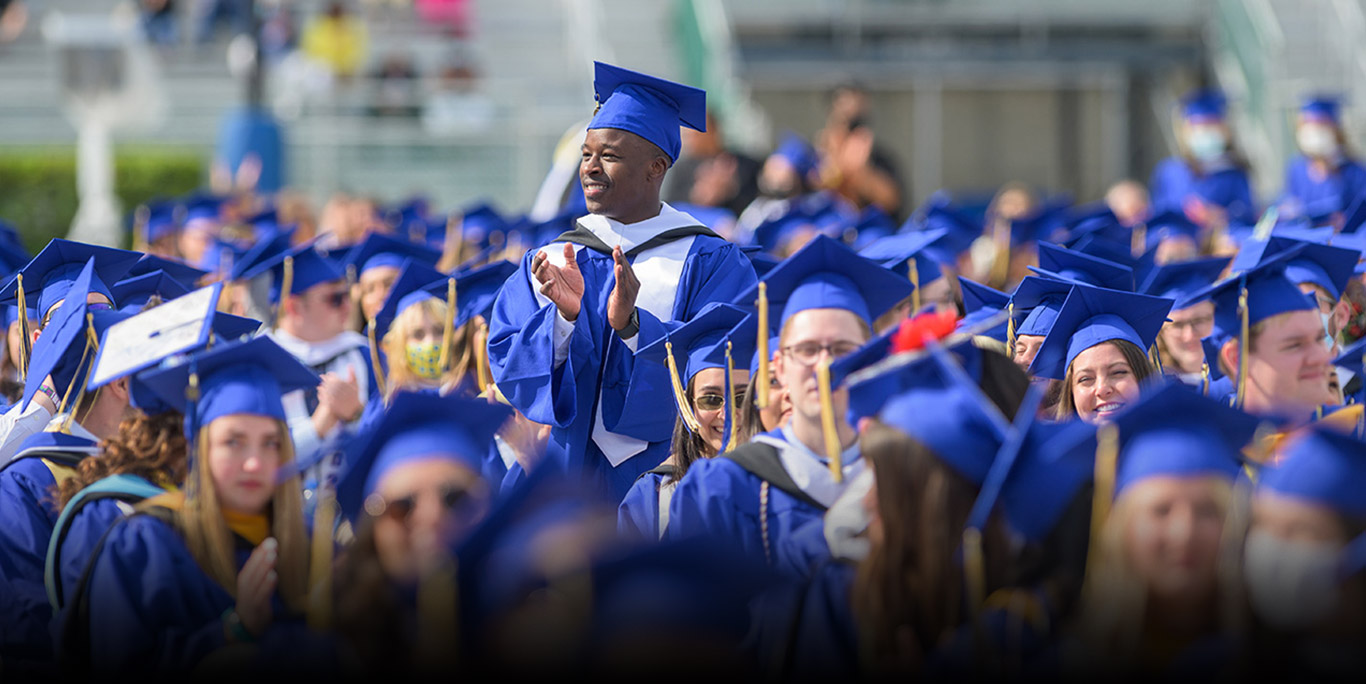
[1166,315,1214,334]
[87,302,114,312]
[694,388,748,412]
[781,341,861,366]
[364,484,483,523]
[321,291,351,309]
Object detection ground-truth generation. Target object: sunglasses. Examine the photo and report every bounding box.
[694,387,748,412]
[364,484,482,523]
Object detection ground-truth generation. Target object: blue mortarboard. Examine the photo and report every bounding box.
[1047,382,1257,497]
[1342,193,1366,234]
[2,304,34,330]
[1009,204,1071,246]
[1190,245,1318,341]
[842,335,985,428]
[449,260,520,329]
[916,196,984,254]
[343,231,442,278]
[138,202,183,244]
[1010,275,1075,337]
[772,131,820,180]
[126,254,208,289]
[847,205,898,248]
[1138,256,1231,309]
[20,259,100,411]
[1232,236,1359,301]
[241,241,345,303]
[110,271,192,314]
[0,239,141,318]
[670,203,736,234]
[336,390,511,523]
[0,233,31,277]
[739,246,780,278]
[196,238,250,276]
[588,61,706,163]
[1068,234,1145,272]
[737,234,915,327]
[1259,426,1366,517]
[182,195,224,226]
[637,302,748,385]
[371,259,448,337]
[1300,95,1343,122]
[1028,283,1174,381]
[138,335,320,437]
[88,283,230,391]
[228,227,296,282]
[1182,89,1227,120]
[455,202,508,248]
[958,277,1011,342]
[753,193,856,249]
[858,227,952,287]
[1065,207,1128,246]
[1141,210,1201,251]
[1030,242,1135,292]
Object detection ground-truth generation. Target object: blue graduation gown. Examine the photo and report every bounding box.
[73,514,327,674]
[617,470,670,540]
[52,496,148,618]
[749,560,860,680]
[488,215,756,501]
[1150,157,1257,225]
[0,437,96,673]
[1281,156,1366,217]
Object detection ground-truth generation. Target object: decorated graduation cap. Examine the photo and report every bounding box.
[636,302,748,437]
[126,254,208,289]
[1181,89,1227,120]
[588,61,706,163]
[343,231,442,281]
[110,271,191,314]
[958,277,1011,343]
[1030,242,1135,292]
[1138,256,1231,309]
[1300,95,1343,123]
[736,234,914,411]
[1232,236,1359,301]
[1028,283,1174,381]
[336,390,511,524]
[840,325,985,433]
[858,227,951,312]
[1259,425,1366,517]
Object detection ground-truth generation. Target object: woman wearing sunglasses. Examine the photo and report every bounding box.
[60,337,324,674]
[618,303,752,541]
[332,390,509,678]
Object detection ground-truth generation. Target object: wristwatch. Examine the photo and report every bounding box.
[615,308,639,339]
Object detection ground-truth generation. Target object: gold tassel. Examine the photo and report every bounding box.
[58,313,99,433]
[16,273,29,382]
[725,340,738,452]
[1148,344,1164,375]
[308,492,335,631]
[1235,286,1249,409]
[963,527,986,616]
[275,255,294,331]
[816,358,843,484]
[367,319,387,398]
[756,282,770,409]
[991,223,1010,289]
[1131,223,1147,257]
[666,340,701,433]
[474,321,492,393]
[909,259,921,313]
[1084,422,1120,581]
[439,212,465,272]
[132,204,150,253]
[1005,301,1016,358]
[1201,361,1210,396]
[438,277,457,372]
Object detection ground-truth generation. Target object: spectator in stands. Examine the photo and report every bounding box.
[302,1,369,83]
[422,62,496,135]
[141,0,178,47]
[369,53,421,118]
[0,0,25,44]
[1149,89,1256,229]
[415,0,471,37]
[816,82,904,218]
[194,0,253,44]
[663,111,761,219]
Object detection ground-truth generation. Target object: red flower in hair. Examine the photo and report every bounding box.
[890,310,959,354]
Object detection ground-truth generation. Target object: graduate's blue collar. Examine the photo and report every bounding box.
[768,425,861,466]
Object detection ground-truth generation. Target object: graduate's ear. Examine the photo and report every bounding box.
[108,377,131,403]
[649,155,670,183]
[1218,337,1239,379]
[1332,299,1351,338]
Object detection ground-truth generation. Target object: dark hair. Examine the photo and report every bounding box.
[56,411,187,508]
[669,377,715,482]
[332,519,412,677]
[1053,339,1155,420]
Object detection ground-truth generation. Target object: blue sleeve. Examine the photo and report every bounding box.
[84,516,231,673]
[1221,169,1257,225]
[773,518,832,582]
[617,474,659,541]
[0,464,60,663]
[665,458,761,557]
[487,249,600,429]
[1149,157,1189,214]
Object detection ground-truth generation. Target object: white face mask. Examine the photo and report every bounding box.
[1187,127,1228,162]
[1244,529,1342,631]
[1321,311,1336,349]
[1297,124,1340,159]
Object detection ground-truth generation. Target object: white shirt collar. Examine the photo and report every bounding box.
[269,329,368,366]
[576,202,703,252]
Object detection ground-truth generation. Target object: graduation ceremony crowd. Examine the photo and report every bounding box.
[1,59,1366,681]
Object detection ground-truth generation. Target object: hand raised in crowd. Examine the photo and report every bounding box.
[607,245,640,334]
[531,242,585,321]
[319,367,363,423]
[234,537,278,639]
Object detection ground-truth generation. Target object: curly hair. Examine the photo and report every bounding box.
[55,411,188,509]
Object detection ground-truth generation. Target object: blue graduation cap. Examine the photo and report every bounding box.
[227,226,296,282]
[841,333,984,428]
[19,259,102,412]
[136,201,183,245]
[1046,382,1258,499]
[1190,245,1318,343]
[958,277,1011,342]
[636,302,748,436]
[1138,256,1231,310]
[0,232,30,278]
[196,237,250,276]
[371,259,448,340]
[87,282,227,393]
[126,254,208,289]
[915,197,983,257]
[138,335,320,441]
[1029,242,1135,292]
[1342,193,1366,234]
[1064,207,1128,246]
[455,202,508,248]
[1259,425,1366,517]
[772,131,820,180]
[182,194,225,226]
[240,241,345,304]
[1141,210,1201,252]
[336,390,512,524]
[738,234,915,328]
[588,61,706,163]
[847,205,898,247]
[739,246,780,278]
[1300,95,1343,123]
[670,203,736,234]
[1028,283,1174,381]
[342,231,442,280]
[110,271,192,314]
[1181,89,1227,120]
[1009,275,1075,338]
[858,227,952,294]
[1232,236,1359,301]
[1068,234,1146,273]
[0,239,141,320]
[450,260,519,330]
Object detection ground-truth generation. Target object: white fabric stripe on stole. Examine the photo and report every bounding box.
[753,433,866,510]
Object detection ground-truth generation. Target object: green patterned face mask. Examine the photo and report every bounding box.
[405,341,444,380]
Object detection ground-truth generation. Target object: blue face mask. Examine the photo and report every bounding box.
[1321,311,1335,349]
[1187,128,1227,162]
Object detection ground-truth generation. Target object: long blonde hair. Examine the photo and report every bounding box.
[380,297,474,398]
[153,420,310,613]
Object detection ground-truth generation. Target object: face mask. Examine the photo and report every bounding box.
[1243,529,1342,631]
[405,341,444,381]
[1297,124,1339,159]
[1321,311,1336,349]
[1186,128,1227,161]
